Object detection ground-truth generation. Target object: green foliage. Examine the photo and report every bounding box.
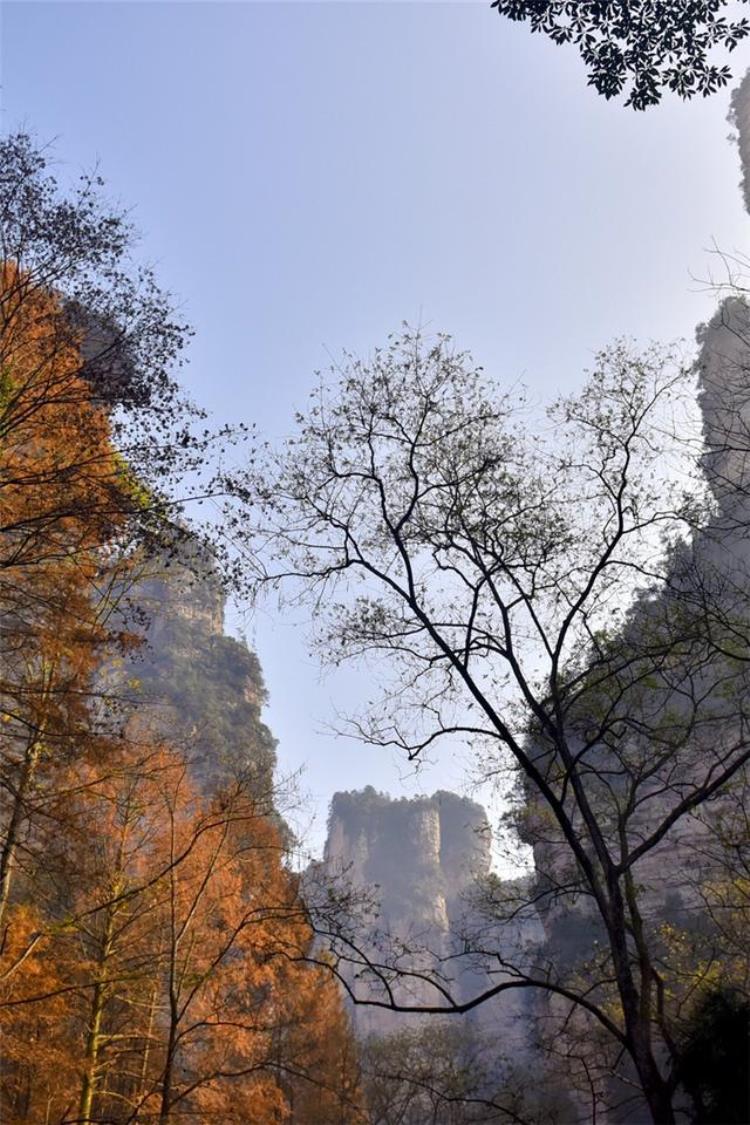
[112,451,156,513]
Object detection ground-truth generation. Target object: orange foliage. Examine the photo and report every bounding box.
[0,260,131,567]
[0,266,364,1122]
[0,261,137,932]
[0,903,81,1124]
[1,737,366,1122]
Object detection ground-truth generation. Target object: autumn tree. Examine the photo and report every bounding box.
[0,133,364,1123]
[137,759,364,1123]
[0,132,208,514]
[278,951,365,1124]
[0,728,366,1123]
[228,326,750,1124]
[0,902,80,1123]
[0,267,136,934]
[0,130,242,690]
[0,131,244,936]
[64,745,186,1124]
[0,743,172,1124]
[0,136,199,1120]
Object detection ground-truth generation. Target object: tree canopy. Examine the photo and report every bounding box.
[491,0,750,109]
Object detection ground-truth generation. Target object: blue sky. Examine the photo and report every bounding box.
[3,2,750,865]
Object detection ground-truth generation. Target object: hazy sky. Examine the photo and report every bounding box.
[3,2,750,865]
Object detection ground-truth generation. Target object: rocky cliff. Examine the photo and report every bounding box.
[731,68,750,215]
[320,787,542,1050]
[121,537,278,800]
[324,787,491,934]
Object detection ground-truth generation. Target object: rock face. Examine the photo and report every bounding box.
[321,788,542,1048]
[730,68,750,214]
[324,787,491,935]
[121,538,277,799]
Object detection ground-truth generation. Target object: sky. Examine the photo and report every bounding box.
[2,1,750,867]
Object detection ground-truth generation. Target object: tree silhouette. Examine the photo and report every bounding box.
[491,1,750,109]
[230,326,750,1123]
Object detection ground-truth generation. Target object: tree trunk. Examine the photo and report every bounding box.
[605,877,676,1125]
[134,983,158,1107]
[78,978,106,1123]
[0,738,42,929]
[158,1001,179,1123]
[78,909,115,1123]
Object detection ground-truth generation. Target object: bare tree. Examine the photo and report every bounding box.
[227,326,750,1124]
